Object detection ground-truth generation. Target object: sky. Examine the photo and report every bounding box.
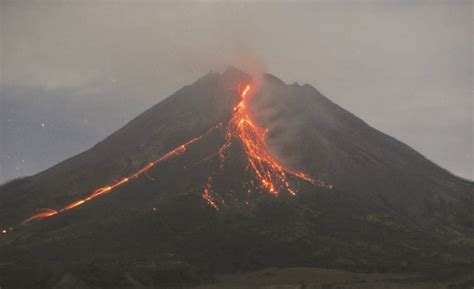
[0,0,472,182]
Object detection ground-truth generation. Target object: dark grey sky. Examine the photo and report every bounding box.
[1,0,472,182]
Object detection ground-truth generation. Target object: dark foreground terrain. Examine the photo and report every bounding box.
[194,267,474,289]
[19,266,474,289]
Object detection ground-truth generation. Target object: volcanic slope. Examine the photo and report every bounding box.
[0,68,472,288]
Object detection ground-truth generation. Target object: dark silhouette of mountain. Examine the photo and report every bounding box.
[0,68,472,289]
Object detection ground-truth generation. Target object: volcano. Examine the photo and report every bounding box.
[0,68,472,288]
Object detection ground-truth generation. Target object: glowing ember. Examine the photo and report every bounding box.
[15,81,330,227]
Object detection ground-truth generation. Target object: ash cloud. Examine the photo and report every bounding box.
[249,77,311,170]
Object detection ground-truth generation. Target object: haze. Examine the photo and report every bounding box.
[1,0,472,182]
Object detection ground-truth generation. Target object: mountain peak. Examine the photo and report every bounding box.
[263,72,286,85]
[222,66,251,81]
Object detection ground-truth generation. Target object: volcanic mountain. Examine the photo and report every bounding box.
[0,68,472,288]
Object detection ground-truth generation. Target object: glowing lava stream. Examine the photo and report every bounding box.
[21,125,219,224]
[201,84,323,209]
[17,82,330,227]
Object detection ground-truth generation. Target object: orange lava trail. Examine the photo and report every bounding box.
[20,125,220,224]
[21,209,58,225]
[202,83,321,209]
[202,177,219,210]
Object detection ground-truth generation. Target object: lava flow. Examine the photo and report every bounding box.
[201,84,319,209]
[20,126,218,224]
[14,81,330,228]
[21,209,58,224]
